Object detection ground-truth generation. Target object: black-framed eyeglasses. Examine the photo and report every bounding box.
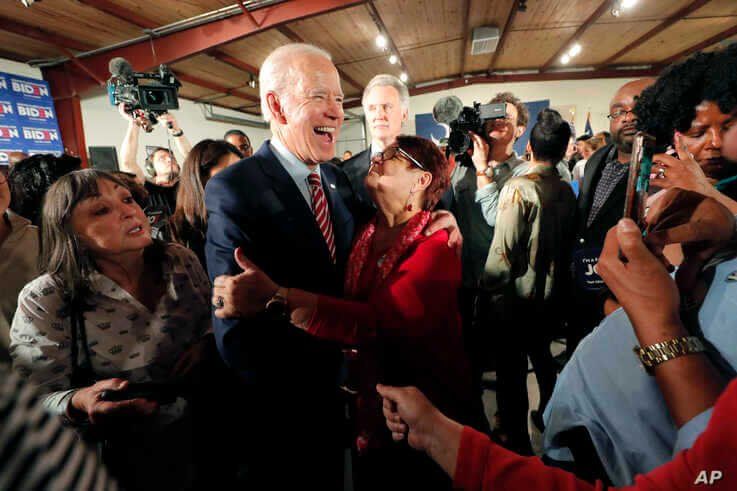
[607,109,636,121]
[371,146,427,171]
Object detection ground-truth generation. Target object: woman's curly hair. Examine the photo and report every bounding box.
[703,42,737,118]
[635,51,715,146]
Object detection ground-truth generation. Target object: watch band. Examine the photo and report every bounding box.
[265,287,289,317]
[170,129,184,137]
[634,336,705,374]
[476,166,494,178]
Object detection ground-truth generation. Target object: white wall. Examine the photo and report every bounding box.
[79,87,272,164]
[0,59,42,79]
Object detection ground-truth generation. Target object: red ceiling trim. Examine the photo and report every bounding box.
[46,0,365,98]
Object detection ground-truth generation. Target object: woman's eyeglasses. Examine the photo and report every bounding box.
[371,146,427,171]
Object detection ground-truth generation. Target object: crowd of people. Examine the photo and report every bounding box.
[1,39,736,490]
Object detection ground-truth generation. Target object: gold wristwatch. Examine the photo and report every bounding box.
[634,336,705,374]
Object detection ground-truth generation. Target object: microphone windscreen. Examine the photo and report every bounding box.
[432,96,464,125]
[109,57,134,78]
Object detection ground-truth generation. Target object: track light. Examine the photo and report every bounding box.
[375,35,387,49]
[568,43,582,57]
[561,54,571,64]
[389,54,398,64]
[400,72,408,82]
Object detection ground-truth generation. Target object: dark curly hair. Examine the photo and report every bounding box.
[703,42,737,117]
[394,135,450,210]
[635,50,715,146]
[8,153,82,226]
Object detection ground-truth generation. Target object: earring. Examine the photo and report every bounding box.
[405,188,415,211]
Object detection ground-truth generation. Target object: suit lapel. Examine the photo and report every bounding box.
[580,144,613,216]
[257,143,334,263]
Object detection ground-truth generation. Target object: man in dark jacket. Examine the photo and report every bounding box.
[568,78,654,353]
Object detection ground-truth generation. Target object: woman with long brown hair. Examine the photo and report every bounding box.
[171,139,241,265]
[10,169,211,490]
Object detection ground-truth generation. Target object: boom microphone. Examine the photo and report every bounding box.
[432,95,464,125]
[109,57,134,79]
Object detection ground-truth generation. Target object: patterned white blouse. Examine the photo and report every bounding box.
[9,243,211,415]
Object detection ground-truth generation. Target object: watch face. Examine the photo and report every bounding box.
[485,167,494,178]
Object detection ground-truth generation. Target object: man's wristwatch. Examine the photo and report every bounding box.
[265,286,289,318]
[634,336,705,375]
[170,129,184,137]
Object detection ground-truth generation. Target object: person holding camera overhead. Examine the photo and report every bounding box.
[118,103,192,241]
[9,169,212,490]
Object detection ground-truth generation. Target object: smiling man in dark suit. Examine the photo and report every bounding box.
[204,43,369,490]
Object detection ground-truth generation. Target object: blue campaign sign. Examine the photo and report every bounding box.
[0,71,64,164]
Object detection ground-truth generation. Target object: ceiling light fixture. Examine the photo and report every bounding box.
[375,34,387,49]
[621,0,637,8]
[568,43,582,57]
[20,0,41,6]
[389,54,398,64]
[400,72,408,82]
[561,54,571,64]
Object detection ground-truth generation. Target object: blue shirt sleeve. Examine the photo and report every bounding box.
[673,407,714,455]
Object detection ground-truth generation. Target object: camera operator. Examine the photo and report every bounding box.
[118,103,192,240]
[448,92,527,412]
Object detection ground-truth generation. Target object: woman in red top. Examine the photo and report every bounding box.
[214,135,479,490]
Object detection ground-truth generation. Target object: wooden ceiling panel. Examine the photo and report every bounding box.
[462,0,516,74]
[374,0,465,49]
[0,31,61,60]
[107,0,232,26]
[171,55,254,91]
[218,29,292,70]
[401,40,463,84]
[565,20,660,67]
[178,83,218,101]
[0,1,141,50]
[701,34,737,52]
[339,57,402,88]
[593,0,694,23]
[687,0,737,18]
[494,27,578,69]
[286,5,380,65]
[617,16,737,64]
[509,0,602,29]
[214,95,260,110]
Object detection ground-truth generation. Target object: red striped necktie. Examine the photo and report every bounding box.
[308,170,336,263]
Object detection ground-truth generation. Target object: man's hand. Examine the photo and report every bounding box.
[425,210,463,255]
[212,248,278,318]
[158,113,182,134]
[469,131,491,173]
[69,378,159,426]
[597,219,682,344]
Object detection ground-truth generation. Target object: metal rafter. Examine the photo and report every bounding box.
[459,0,472,77]
[365,0,410,83]
[175,72,260,103]
[488,0,520,72]
[540,0,614,72]
[597,0,713,68]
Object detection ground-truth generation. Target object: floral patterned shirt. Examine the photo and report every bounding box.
[9,243,211,415]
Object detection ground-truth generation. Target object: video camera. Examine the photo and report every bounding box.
[433,96,507,156]
[107,57,181,133]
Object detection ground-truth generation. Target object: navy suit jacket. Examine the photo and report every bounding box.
[204,141,372,431]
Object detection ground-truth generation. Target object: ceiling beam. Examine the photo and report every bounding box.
[77,0,261,77]
[365,0,410,83]
[540,0,614,72]
[459,0,472,77]
[45,0,364,98]
[658,22,737,67]
[175,72,260,103]
[276,25,364,91]
[237,1,262,27]
[1,16,96,52]
[342,66,661,108]
[488,0,520,72]
[597,0,712,68]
